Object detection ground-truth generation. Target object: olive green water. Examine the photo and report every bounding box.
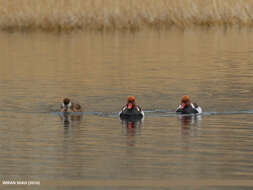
[1,28,253,190]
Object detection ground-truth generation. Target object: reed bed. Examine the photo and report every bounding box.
[0,0,253,31]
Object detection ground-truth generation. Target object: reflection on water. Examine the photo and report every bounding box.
[121,119,143,146]
[1,28,253,189]
[177,115,202,128]
[121,119,142,129]
[59,112,83,128]
[177,115,202,137]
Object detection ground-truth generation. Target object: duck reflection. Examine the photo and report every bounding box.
[59,112,83,128]
[177,115,202,147]
[177,114,202,129]
[121,118,143,147]
[121,118,142,128]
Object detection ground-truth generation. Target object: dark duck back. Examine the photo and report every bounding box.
[119,96,144,120]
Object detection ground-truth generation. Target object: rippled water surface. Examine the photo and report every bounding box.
[1,28,253,189]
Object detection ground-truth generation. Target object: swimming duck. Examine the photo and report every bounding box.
[60,98,82,112]
[119,96,144,120]
[176,95,202,114]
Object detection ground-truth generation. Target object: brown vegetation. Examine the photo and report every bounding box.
[0,0,253,31]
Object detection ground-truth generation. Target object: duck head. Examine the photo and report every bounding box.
[62,98,72,112]
[127,96,136,110]
[181,95,190,109]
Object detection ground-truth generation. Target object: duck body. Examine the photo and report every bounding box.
[176,103,202,114]
[119,106,144,120]
[119,96,144,120]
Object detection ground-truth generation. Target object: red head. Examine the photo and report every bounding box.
[181,95,191,104]
[127,96,135,110]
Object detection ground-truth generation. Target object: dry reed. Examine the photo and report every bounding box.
[0,0,253,31]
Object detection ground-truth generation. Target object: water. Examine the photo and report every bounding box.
[1,28,253,189]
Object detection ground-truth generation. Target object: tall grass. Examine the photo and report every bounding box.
[0,0,253,31]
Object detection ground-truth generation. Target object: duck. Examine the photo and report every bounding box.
[119,96,144,120]
[176,95,202,114]
[60,98,82,112]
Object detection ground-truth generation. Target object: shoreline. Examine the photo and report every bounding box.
[1,0,253,32]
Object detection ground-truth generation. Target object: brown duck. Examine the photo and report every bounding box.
[60,98,82,112]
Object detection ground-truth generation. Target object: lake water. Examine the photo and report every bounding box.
[1,28,253,190]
